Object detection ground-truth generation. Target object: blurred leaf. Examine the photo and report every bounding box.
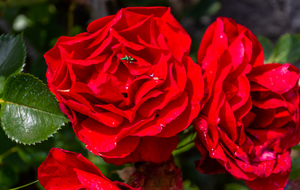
[17,124,86,167]
[0,73,69,145]
[0,76,6,94]
[0,0,48,8]
[1,7,20,25]
[0,129,28,173]
[173,127,196,156]
[184,0,221,18]
[225,183,249,190]
[269,33,300,64]
[183,180,200,190]
[29,56,47,83]
[292,144,300,150]
[0,33,26,78]
[0,164,18,190]
[17,145,50,167]
[257,36,274,63]
[290,157,300,179]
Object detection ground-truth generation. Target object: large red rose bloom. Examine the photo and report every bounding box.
[194,17,300,190]
[45,7,204,165]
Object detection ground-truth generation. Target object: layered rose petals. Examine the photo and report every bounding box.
[38,148,139,190]
[45,7,204,165]
[194,17,300,190]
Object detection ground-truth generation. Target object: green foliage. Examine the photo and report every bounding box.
[257,36,274,63]
[0,73,69,145]
[225,183,250,190]
[263,33,300,64]
[0,34,25,78]
[0,164,18,190]
[17,124,87,168]
[183,180,200,190]
[290,157,300,180]
[0,0,48,8]
[173,126,196,156]
[184,0,221,18]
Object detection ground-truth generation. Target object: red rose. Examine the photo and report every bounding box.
[194,17,300,190]
[38,148,139,190]
[45,7,204,165]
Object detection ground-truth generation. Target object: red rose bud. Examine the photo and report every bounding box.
[45,7,204,165]
[38,148,139,190]
[194,17,300,190]
[127,156,183,190]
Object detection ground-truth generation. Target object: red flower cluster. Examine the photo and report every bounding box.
[194,17,300,190]
[41,7,300,190]
[45,6,203,166]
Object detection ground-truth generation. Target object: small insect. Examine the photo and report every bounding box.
[120,55,137,64]
[149,73,162,81]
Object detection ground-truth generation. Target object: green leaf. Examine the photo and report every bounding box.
[290,157,300,179]
[269,33,300,64]
[172,126,196,156]
[225,183,250,190]
[0,76,6,94]
[0,73,69,145]
[183,180,200,190]
[257,36,274,63]
[0,34,26,78]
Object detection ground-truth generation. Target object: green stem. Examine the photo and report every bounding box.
[0,146,18,164]
[9,180,39,190]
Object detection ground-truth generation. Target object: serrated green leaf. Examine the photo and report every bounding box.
[257,36,274,63]
[0,73,69,145]
[0,34,26,78]
[269,33,300,64]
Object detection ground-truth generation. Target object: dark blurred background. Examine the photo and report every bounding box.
[1,0,300,190]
